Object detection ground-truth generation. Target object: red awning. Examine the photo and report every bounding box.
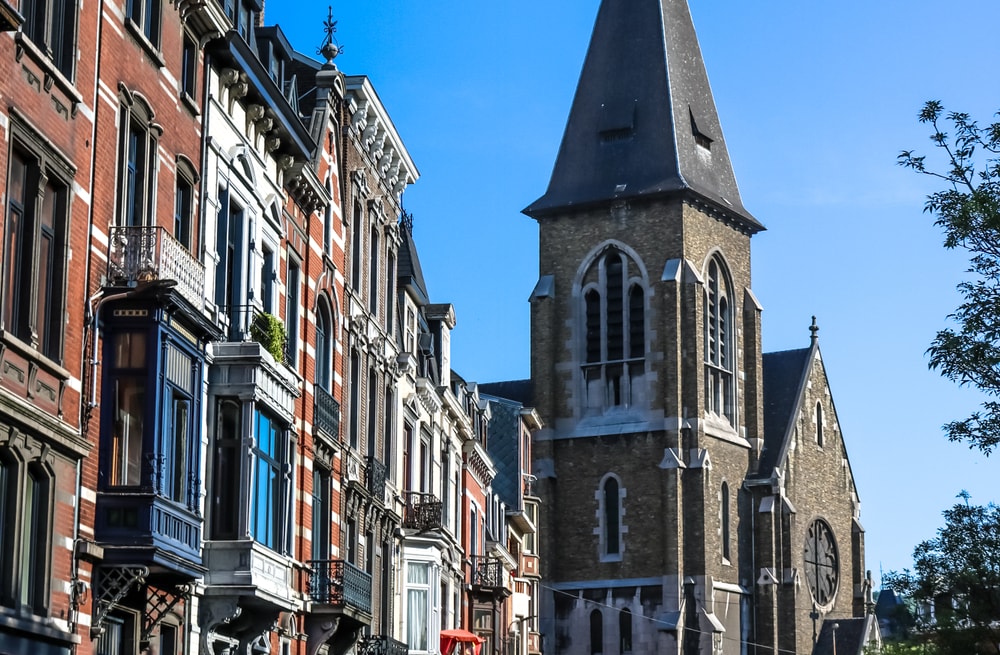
[440,629,484,655]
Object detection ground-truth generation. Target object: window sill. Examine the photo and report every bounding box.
[13,32,82,112]
[124,18,165,68]
[703,414,749,449]
[181,91,200,116]
[1,329,71,381]
[0,607,80,645]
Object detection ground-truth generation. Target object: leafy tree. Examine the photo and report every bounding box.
[883,496,1000,654]
[899,102,1000,454]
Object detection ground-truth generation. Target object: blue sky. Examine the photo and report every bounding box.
[268,1,1000,580]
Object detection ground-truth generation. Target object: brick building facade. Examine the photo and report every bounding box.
[0,4,542,655]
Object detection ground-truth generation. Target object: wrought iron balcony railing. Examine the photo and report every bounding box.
[108,226,205,308]
[315,386,341,443]
[366,456,386,501]
[470,555,504,589]
[306,559,372,614]
[402,491,443,532]
[359,635,408,655]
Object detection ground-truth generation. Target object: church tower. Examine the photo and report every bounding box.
[524,1,870,654]
[525,0,765,652]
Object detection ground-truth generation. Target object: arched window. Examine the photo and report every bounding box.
[704,256,735,424]
[598,475,624,560]
[590,609,603,655]
[721,482,731,561]
[581,247,646,412]
[619,609,632,653]
[816,402,824,447]
[315,298,333,392]
[117,92,160,227]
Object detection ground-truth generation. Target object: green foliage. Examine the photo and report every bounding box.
[900,102,1000,455]
[883,497,1000,654]
[251,311,287,361]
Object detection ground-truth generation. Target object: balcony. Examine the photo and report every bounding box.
[315,386,341,444]
[366,456,386,502]
[108,226,205,309]
[95,492,203,580]
[359,636,408,655]
[402,492,443,532]
[307,559,372,615]
[470,555,505,590]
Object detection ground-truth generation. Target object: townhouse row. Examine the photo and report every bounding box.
[0,3,542,655]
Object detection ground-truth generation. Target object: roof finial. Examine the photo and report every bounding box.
[318,6,342,70]
[400,209,414,235]
[810,316,819,344]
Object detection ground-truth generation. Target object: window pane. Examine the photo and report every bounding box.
[20,470,42,609]
[4,152,27,335]
[407,588,428,650]
[114,332,146,368]
[212,400,241,539]
[112,378,145,486]
[169,397,190,503]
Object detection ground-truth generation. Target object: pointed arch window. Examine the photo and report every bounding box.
[597,474,625,561]
[721,482,731,562]
[590,610,603,655]
[619,609,632,654]
[581,247,646,412]
[816,402,824,447]
[704,256,735,425]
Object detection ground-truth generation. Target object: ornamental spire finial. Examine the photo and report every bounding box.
[810,316,819,344]
[318,6,342,70]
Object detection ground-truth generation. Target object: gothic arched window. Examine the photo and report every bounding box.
[816,402,824,447]
[581,247,646,412]
[590,609,603,655]
[619,609,632,653]
[597,474,625,561]
[721,482,731,561]
[704,256,735,425]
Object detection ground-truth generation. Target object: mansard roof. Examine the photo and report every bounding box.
[524,0,761,232]
[397,217,429,306]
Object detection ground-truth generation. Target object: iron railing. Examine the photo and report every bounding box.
[366,456,386,501]
[315,386,341,442]
[402,491,442,532]
[470,555,504,589]
[107,226,205,308]
[306,559,372,614]
[359,636,408,655]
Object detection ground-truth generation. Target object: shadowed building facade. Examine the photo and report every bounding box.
[520,0,869,653]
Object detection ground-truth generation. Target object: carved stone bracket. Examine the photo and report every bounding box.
[91,565,149,639]
[199,596,243,655]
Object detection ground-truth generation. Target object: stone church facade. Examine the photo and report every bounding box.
[518,1,870,654]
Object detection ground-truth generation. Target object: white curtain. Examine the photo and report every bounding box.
[407,563,429,651]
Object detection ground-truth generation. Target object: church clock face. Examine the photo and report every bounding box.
[803,519,839,606]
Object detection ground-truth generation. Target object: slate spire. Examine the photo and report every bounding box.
[525,0,761,231]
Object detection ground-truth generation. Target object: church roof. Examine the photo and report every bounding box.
[479,379,535,406]
[811,617,878,655]
[524,0,761,232]
[759,346,814,478]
